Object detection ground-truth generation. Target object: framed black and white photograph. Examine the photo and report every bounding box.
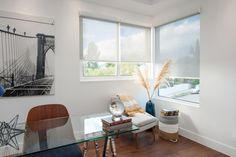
[0,11,55,97]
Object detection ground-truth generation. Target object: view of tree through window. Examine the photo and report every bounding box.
[83,62,116,77]
[156,15,200,104]
[120,63,150,76]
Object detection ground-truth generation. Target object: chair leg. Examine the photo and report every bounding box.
[152,126,156,142]
[133,133,138,148]
[116,130,120,139]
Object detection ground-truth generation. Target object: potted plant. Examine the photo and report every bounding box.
[136,60,171,116]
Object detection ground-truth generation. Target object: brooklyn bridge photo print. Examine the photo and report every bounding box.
[0,11,55,97]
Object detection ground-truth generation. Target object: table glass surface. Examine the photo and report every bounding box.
[0,113,138,157]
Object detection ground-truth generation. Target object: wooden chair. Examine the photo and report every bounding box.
[23,104,82,157]
[26,104,69,122]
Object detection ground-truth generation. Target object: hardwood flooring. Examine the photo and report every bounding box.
[81,131,228,157]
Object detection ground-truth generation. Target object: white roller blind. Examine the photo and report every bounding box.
[80,17,151,63]
[120,24,151,62]
[81,17,118,61]
[156,14,200,78]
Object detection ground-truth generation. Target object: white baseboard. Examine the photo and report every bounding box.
[179,127,236,157]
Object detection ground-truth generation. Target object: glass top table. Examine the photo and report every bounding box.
[0,112,138,157]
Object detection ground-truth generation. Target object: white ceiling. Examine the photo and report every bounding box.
[80,0,189,16]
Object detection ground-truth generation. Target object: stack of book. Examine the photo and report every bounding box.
[160,108,179,116]
[101,116,132,131]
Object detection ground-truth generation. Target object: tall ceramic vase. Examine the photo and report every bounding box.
[145,100,156,117]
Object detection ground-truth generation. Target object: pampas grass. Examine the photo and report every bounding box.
[151,60,171,98]
[136,60,171,100]
[136,67,151,100]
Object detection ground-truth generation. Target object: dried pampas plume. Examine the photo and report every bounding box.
[151,60,171,98]
[136,60,171,100]
[136,67,151,100]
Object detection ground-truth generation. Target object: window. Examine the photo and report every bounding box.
[156,14,200,104]
[80,17,151,78]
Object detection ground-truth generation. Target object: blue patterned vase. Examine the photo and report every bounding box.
[145,100,156,117]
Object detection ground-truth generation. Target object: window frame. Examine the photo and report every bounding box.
[154,13,200,105]
[79,16,152,80]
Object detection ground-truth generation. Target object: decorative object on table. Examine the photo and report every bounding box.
[136,60,171,116]
[110,97,125,121]
[0,10,55,97]
[0,115,25,150]
[159,108,179,142]
[101,116,132,131]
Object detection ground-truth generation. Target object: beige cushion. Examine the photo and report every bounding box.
[131,112,157,127]
[117,95,157,127]
[118,95,145,116]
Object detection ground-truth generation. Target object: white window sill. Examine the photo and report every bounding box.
[80,76,136,82]
[156,96,200,108]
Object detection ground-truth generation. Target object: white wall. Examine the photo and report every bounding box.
[0,0,150,122]
[153,0,236,156]
[0,0,236,156]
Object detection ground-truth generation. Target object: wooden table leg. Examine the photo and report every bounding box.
[110,136,117,157]
[83,142,88,157]
[106,137,111,156]
[94,140,100,157]
[102,136,109,157]
[103,135,118,157]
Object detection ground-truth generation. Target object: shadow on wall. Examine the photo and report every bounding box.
[179,112,198,134]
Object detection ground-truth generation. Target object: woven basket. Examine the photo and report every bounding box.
[159,109,179,142]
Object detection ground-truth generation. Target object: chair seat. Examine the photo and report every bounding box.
[23,145,83,157]
[131,112,157,127]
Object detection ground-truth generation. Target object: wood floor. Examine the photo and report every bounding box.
[81,131,228,157]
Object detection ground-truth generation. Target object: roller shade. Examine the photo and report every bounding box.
[81,17,118,62]
[156,14,200,78]
[80,17,151,63]
[120,24,151,62]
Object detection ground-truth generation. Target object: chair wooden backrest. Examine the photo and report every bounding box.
[26,104,69,122]
[24,104,69,150]
[26,104,69,131]
[23,104,83,156]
